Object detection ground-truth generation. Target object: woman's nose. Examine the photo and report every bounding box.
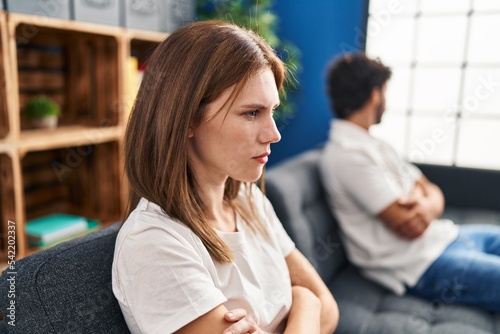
[259,116,281,144]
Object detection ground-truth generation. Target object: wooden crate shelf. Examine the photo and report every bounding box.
[0,12,156,259]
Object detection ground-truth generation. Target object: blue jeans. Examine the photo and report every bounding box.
[407,224,500,312]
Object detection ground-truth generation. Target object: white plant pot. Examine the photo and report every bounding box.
[30,116,59,129]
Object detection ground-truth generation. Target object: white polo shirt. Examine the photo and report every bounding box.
[112,184,294,333]
[319,119,458,295]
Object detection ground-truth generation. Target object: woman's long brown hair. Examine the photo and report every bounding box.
[124,21,286,263]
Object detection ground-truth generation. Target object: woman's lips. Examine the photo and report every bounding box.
[252,153,269,164]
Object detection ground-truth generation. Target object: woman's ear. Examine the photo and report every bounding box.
[188,126,195,138]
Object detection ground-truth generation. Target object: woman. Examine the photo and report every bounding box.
[112,20,338,333]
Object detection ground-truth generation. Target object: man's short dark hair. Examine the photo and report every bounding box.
[326,52,392,119]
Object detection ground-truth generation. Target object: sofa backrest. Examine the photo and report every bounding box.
[418,163,500,212]
[0,223,130,334]
[265,149,346,283]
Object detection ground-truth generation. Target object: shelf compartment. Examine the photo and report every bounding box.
[124,31,164,118]
[11,18,121,132]
[127,28,166,72]
[22,140,124,250]
[130,38,160,66]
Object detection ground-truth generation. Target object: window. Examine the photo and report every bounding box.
[367,0,500,169]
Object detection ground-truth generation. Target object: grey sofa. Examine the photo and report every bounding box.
[264,148,500,334]
[1,147,500,334]
[0,223,130,333]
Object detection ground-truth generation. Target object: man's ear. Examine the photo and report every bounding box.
[369,87,382,106]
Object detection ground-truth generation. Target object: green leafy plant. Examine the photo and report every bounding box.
[197,0,301,120]
[22,96,61,119]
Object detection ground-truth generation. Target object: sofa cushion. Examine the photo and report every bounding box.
[331,266,500,334]
[0,223,130,334]
[265,148,346,284]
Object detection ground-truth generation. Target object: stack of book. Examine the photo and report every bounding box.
[26,213,99,248]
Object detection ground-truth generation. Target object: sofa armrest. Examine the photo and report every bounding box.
[0,223,130,334]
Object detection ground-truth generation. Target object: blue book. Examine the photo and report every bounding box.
[26,214,96,247]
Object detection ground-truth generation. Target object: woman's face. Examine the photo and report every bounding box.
[188,68,281,184]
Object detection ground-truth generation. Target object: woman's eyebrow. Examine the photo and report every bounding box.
[240,103,266,109]
[240,103,280,109]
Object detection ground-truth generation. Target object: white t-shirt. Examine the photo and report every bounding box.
[112,184,295,334]
[319,119,459,295]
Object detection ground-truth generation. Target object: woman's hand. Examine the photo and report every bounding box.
[223,309,268,334]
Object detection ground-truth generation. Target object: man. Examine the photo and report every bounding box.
[319,52,500,311]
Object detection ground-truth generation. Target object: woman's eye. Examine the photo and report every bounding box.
[246,110,258,117]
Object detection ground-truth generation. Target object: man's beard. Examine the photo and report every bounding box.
[375,101,385,124]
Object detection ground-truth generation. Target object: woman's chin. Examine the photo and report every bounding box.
[232,169,264,183]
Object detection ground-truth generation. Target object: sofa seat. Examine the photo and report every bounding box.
[331,266,500,334]
[265,148,500,334]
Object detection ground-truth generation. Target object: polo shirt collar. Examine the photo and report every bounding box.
[329,119,375,149]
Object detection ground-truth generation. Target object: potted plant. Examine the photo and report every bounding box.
[22,96,61,129]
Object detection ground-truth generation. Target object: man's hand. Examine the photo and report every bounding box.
[223,309,268,334]
[393,198,432,240]
[379,176,444,240]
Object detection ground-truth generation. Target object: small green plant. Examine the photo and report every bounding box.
[23,96,61,119]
